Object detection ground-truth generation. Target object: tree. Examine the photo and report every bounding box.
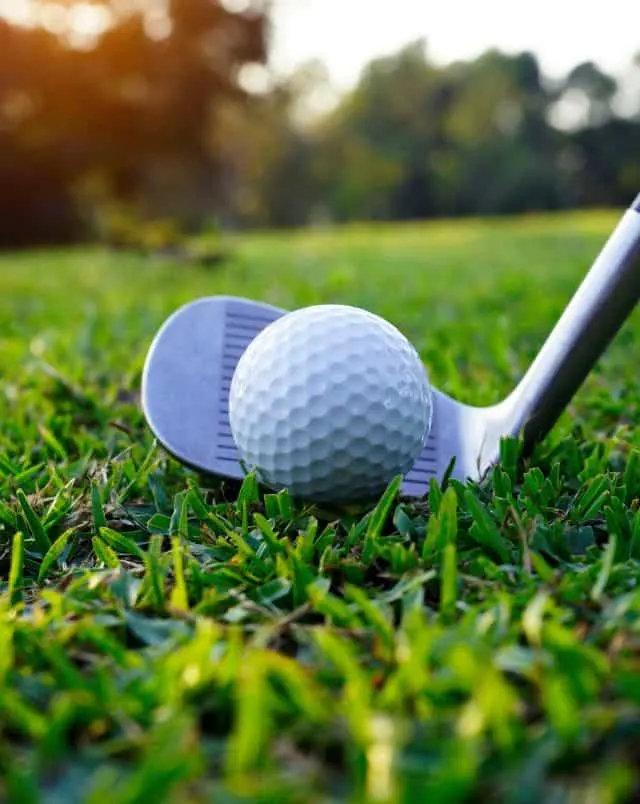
[0,0,269,246]
[297,44,570,220]
[563,61,618,127]
[240,44,639,225]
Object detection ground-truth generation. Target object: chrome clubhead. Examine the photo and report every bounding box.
[142,295,446,495]
[142,195,640,497]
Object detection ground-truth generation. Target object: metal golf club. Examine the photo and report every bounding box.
[142,194,640,497]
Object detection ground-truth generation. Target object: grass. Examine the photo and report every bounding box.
[2,210,640,802]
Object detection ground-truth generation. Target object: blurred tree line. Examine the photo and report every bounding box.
[1,6,639,247]
[226,42,640,228]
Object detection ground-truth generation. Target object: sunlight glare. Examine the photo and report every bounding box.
[144,7,172,42]
[221,0,252,12]
[0,1,112,45]
[0,0,37,26]
[40,4,68,36]
[67,3,110,39]
[237,63,272,95]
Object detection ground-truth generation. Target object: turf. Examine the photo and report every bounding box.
[2,211,640,802]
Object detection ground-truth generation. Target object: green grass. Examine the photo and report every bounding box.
[2,210,640,803]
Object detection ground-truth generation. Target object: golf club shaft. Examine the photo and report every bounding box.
[511,193,640,449]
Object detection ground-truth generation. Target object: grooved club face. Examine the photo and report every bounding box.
[142,297,503,498]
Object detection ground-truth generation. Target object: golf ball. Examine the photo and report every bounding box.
[229,304,432,503]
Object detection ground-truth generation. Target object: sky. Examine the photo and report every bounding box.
[269,0,639,90]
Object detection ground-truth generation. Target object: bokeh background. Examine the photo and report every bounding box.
[1,0,638,251]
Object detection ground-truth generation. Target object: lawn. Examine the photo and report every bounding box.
[2,211,640,803]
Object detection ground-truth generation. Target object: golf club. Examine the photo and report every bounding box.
[142,194,640,497]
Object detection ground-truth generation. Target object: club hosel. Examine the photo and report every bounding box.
[507,201,640,451]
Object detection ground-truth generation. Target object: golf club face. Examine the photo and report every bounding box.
[142,297,282,482]
[141,296,496,497]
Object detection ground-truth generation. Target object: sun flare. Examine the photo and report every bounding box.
[0,1,112,43]
[66,3,111,39]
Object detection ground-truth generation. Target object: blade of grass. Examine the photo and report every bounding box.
[8,531,25,606]
[16,488,51,554]
[37,528,74,583]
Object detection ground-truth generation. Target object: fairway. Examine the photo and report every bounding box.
[2,211,640,801]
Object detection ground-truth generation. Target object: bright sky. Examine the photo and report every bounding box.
[270,0,639,89]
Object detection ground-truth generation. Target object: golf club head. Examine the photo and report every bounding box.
[141,296,501,497]
[143,197,640,499]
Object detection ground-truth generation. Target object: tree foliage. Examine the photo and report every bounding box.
[0,16,638,245]
[226,42,639,228]
[0,1,268,246]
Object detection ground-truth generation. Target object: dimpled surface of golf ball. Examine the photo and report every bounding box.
[229,304,432,503]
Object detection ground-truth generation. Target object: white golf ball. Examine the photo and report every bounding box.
[229,304,432,503]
